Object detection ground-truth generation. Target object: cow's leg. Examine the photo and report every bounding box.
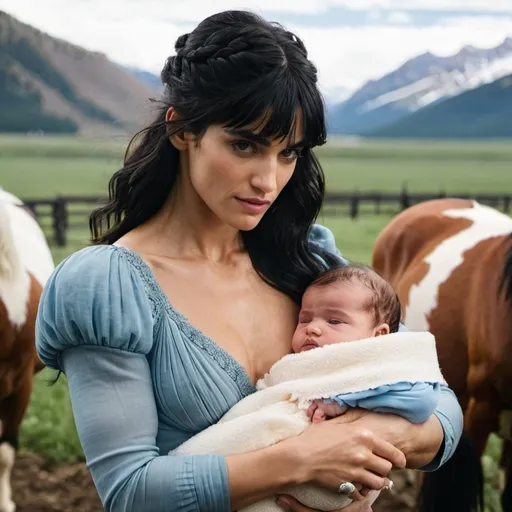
[0,371,33,512]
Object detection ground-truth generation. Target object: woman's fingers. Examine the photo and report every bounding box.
[359,478,393,496]
[348,487,366,502]
[352,468,388,491]
[369,433,406,469]
[364,453,393,478]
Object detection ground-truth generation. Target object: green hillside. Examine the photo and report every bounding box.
[0,10,155,135]
[0,40,79,133]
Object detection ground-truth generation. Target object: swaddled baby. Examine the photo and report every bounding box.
[171,265,445,511]
[294,265,440,426]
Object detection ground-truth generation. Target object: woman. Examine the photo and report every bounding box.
[35,10,463,512]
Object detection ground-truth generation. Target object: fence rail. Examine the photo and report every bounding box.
[22,190,512,247]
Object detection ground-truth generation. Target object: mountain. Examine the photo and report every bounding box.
[366,74,512,139]
[123,66,163,93]
[0,10,158,135]
[327,37,512,135]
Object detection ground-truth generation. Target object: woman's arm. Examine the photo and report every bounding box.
[331,411,441,470]
[63,347,230,511]
[418,384,463,471]
[367,384,462,470]
[371,413,445,469]
[331,384,463,471]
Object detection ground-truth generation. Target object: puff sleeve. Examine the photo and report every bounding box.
[36,245,155,366]
[35,245,230,511]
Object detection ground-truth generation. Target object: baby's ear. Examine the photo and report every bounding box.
[374,323,390,337]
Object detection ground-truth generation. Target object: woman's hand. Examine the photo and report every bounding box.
[285,415,406,493]
[333,408,444,469]
[275,492,378,512]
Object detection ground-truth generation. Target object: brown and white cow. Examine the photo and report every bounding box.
[0,188,54,512]
[372,198,512,512]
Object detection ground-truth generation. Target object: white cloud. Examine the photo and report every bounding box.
[3,0,512,28]
[284,16,512,91]
[327,0,512,12]
[386,11,413,24]
[1,1,512,96]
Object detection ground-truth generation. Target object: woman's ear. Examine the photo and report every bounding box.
[165,107,188,151]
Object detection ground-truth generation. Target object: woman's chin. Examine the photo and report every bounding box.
[229,214,265,232]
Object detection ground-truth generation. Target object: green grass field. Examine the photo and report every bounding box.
[2,134,511,511]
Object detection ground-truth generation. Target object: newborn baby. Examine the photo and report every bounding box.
[293,265,440,425]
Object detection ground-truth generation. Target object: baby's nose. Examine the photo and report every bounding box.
[306,322,322,335]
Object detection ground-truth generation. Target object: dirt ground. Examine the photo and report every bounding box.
[12,453,418,512]
[12,453,102,512]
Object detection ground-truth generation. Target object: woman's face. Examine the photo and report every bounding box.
[180,116,305,231]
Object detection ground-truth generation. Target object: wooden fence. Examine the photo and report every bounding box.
[21,190,512,247]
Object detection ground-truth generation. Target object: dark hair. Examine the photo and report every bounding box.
[309,264,403,333]
[89,10,338,303]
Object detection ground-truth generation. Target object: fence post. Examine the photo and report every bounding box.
[350,192,360,219]
[52,197,68,247]
[400,183,410,210]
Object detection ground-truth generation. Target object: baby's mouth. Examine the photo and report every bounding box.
[300,338,319,351]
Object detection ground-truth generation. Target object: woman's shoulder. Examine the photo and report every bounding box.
[51,243,126,271]
[41,244,152,300]
[35,245,155,370]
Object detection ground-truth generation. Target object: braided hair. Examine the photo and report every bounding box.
[90,10,334,304]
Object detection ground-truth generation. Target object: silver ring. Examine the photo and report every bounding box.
[338,482,356,494]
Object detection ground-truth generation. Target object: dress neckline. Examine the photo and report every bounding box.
[114,245,257,397]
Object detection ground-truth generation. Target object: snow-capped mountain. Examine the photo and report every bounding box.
[321,84,353,105]
[327,37,512,135]
[366,73,512,139]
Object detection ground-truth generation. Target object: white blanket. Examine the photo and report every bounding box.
[171,331,446,511]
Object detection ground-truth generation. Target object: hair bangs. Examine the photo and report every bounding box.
[215,69,326,148]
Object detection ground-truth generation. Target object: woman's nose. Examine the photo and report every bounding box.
[250,159,278,194]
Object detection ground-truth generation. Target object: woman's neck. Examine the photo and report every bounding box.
[137,179,243,263]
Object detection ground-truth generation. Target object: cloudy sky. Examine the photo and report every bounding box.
[1,0,512,99]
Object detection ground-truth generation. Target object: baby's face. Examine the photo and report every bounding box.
[291,281,384,353]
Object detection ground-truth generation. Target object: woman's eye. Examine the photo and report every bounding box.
[282,148,301,160]
[232,141,254,154]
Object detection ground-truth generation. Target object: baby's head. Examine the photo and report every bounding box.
[292,265,402,353]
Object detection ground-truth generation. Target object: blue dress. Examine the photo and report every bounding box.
[35,224,463,512]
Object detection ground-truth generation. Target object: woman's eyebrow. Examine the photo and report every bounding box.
[226,129,306,149]
[288,139,306,149]
[226,129,270,146]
